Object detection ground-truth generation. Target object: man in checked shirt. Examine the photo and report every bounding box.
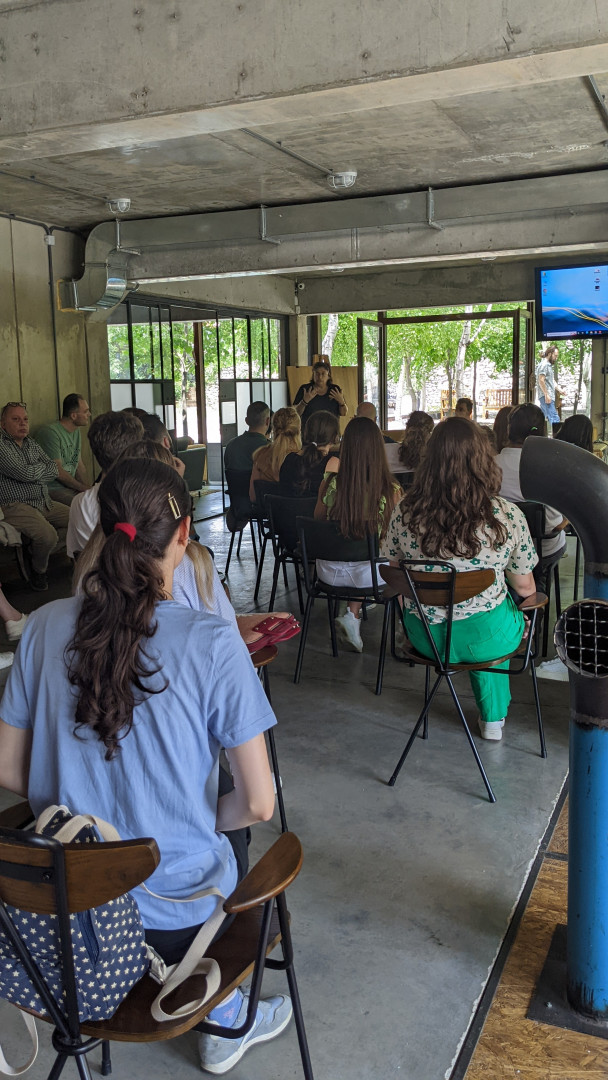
[0,402,70,591]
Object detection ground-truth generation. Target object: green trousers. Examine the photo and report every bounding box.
[404,595,525,725]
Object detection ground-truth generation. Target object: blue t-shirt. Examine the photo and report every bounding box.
[0,597,276,929]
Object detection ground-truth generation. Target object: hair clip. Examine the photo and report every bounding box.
[167,492,181,520]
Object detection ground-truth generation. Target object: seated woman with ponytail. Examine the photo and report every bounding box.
[0,457,293,1074]
[279,409,340,497]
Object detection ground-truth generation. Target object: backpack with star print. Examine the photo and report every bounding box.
[0,805,149,1025]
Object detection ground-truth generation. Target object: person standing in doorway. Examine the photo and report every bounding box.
[536,347,562,431]
[293,358,348,427]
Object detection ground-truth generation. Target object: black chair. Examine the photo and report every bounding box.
[266,495,317,613]
[224,468,258,576]
[294,518,392,695]
[380,561,548,802]
[252,480,281,603]
[0,802,314,1080]
[515,501,566,656]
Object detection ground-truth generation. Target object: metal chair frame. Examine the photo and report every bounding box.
[224,468,258,576]
[265,496,317,614]
[381,560,547,803]
[294,518,392,695]
[0,806,313,1080]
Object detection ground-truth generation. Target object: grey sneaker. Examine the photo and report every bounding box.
[199,991,293,1074]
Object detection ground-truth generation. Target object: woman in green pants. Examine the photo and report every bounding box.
[381,417,538,741]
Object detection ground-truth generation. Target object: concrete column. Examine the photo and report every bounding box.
[591,339,607,442]
[288,315,309,367]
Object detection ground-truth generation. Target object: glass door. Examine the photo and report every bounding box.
[357,318,385,427]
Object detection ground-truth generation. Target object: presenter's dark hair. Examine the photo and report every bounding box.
[66,458,190,759]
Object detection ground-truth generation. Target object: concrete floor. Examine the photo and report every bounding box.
[0,496,572,1080]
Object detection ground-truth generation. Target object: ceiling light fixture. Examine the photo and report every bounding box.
[106,197,131,215]
[327,171,358,191]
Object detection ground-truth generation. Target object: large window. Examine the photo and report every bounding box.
[107,300,286,448]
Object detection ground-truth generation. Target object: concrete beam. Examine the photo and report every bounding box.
[295,262,539,314]
[137,274,295,315]
[1,1,608,161]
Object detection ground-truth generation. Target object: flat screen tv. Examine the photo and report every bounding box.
[535,263,608,340]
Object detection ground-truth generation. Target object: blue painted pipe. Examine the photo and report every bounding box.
[521,439,608,1018]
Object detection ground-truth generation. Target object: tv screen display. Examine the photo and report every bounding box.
[536,263,608,339]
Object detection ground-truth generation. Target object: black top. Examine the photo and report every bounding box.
[224,431,268,471]
[279,450,333,498]
[293,382,343,427]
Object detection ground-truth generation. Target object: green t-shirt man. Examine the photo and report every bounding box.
[34,421,81,491]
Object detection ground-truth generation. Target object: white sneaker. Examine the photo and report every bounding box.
[536,656,568,682]
[199,991,293,1074]
[335,610,363,653]
[478,717,505,740]
[0,653,14,670]
[5,614,27,642]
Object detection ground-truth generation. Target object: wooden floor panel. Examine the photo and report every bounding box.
[547,797,568,855]
[465,802,608,1079]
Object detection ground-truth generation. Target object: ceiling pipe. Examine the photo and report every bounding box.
[58,168,608,313]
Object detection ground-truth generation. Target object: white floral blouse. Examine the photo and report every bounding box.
[380,496,538,623]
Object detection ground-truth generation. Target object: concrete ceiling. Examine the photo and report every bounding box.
[2,72,608,230]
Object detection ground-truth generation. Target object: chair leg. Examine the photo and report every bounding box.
[328,599,338,657]
[375,602,391,696]
[541,571,553,658]
[294,563,305,615]
[294,595,314,683]
[101,1041,112,1076]
[530,660,547,759]
[249,521,259,566]
[553,564,561,621]
[422,667,430,739]
[253,536,268,603]
[282,560,289,588]
[261,666,288,832]
[275,894,315,1080]
[445,676,496,803]
[74,1054,94,1080]
[47,1052,70,1080]
[574,537,581,602]
[269,556,282,611]
[225,531,236,576]
[388,674,444,787]
[236,529,243,558]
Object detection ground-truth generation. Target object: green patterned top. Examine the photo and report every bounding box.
[380,496,538,623]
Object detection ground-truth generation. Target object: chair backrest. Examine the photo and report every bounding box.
[297,517,383,600]
[178,446,207,493]
[253,479,281,524]
[225,468,253,520]
[513,500,546,559]
[380,560,496,668]
[266,494,317,553]
[0,825,159,1037]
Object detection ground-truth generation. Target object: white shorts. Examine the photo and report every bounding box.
[316,559,386,590]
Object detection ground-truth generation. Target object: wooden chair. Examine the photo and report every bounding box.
[0,802,313,1080]
[380,562,548,803]
[251,644,289,833]
[294,518,392,695]
[224,468,258,575]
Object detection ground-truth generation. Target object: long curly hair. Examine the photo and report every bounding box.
[66,458,191,760]
[398,411,434,468]
[401,417,507,557]
[329,416,396,540]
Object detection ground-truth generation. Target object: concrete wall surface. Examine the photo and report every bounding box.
[1,0,607,146]
[0,217,111,473]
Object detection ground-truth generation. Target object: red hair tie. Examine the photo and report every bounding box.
[114,522,137,542]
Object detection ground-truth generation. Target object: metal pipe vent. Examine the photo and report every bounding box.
[555,600,608,679]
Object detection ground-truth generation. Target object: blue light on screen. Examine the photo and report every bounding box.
[539,265,608,337]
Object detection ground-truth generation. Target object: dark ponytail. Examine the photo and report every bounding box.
[66,458,191,759]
